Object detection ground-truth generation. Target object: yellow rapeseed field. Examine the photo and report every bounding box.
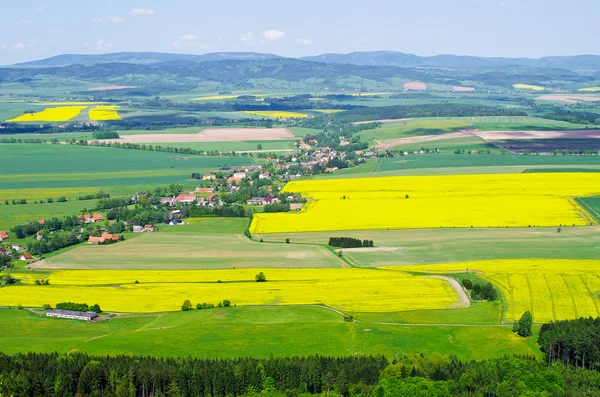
[577,87,600,92]
[3,268,461,313]
[88,105,122,121]
[513,83,545,91]
[243,111,309,119]
[394,260,600,323]
[6,106,87,122]
[250,173,600,234]
[313,109,346,114]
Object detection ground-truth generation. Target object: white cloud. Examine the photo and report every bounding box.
[263,30,286,41]
[499,1,507,8]
[95,39,115,50]
[296,38,312,46]
[13,42,26,49]
[173,34,208,49]
[33,6,46,12]
[129,8,156,16]
[0,44,7,50]
[239,32,255,43]
[14,20,34,25]
[93,16,127,23]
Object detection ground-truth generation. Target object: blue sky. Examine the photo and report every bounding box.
[1,0,599,64]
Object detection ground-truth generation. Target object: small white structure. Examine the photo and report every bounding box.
[46,309,99,321]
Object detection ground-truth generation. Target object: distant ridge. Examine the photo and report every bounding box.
[300,51,600,74]
[12,52,281,68]
[10,50,600,74]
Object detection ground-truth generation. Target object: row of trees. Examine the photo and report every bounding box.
[328,237,375,249]
[56,302,102,313]
[181,300,232,311]
[461,279,498,301]
[1,352,600,397]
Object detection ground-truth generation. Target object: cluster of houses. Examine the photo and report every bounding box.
[161,192,224,208]
[0,240,34,262]
[87,233,120,245]
[46,309,99,321]
[78,213,104,223]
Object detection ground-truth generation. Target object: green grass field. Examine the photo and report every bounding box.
[256,226,600,266]
[34,220,345,270]
[0,199,99,230]
[0,307,539,360]
[394,136,500,152]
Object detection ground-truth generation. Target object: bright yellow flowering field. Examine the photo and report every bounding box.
[250,173,600,233]
[578,87,600,92]
[6,106,87,122]
[3,268,460,313]
[513,83,544,91]
[313,109,346,114]
[394,259,600,323]
[89,105,122,121]
[243,111,309,118]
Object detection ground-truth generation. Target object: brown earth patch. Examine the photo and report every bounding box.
[90,128,295,144]
[403,81,427,91]
[375,131,470,149]
[453,86,476,92]
[477,130,600,140]
[88,85,141,91]
[535,94,600,104]
[352,118,413,125]
[214,312,228,317]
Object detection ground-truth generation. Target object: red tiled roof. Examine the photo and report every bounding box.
[176,194,197,201]
[92,213,104,221]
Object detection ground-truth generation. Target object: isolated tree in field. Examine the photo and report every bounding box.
[513,311,533,337]
[255,272,267,282]
[257,144,263,150]
[181,300,193,311]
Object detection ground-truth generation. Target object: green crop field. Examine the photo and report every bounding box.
[256,226,600,266]
[392,136,499,152]
[0,307,539,361]
[0,199,99,230]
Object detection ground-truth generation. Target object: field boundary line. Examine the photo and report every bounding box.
[423,276,470,308]
[542,274,557,321]
[569,197,599,226]
[574,197,600,224]
[579,275,600,317]
[561,274,579,318]
[506,274,515,321]
[525,275,535,321]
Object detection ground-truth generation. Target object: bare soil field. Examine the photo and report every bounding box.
[375,132,470,149]
[352,118,413,125]
[87,85,142,91]
[494,139,600,153]
[452,86,476,92]
[477,130,600,140]
[403,81,427,91]
[535,94,600,104]
[93,128,295,144]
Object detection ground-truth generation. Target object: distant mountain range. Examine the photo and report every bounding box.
[11,51,600,74]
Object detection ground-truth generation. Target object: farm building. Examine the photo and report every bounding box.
[46,309,99,321]
[195,187,214,193]
[78,214,104,223]
[202,174,216,181]
[175,193,197,204]
[132,226,145,233]
[20,254,33,261]
[88,233,120,245]
[144,224,154,232]
[11,245,24,252]
[160,197,178,206]
[0,231,9,241]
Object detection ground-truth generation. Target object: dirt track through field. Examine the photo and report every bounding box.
[424,276,470,308]
[92,128,295,144]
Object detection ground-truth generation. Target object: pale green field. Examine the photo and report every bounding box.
[34,226,346,270]
[0,307,539,360]
[256,226,600,266]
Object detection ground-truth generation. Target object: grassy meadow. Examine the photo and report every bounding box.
[0,307,539,361]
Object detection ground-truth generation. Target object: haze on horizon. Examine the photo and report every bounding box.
[1,0,599,65]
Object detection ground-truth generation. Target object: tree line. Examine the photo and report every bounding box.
[329,237,374,249]
[539,317,600,370]
[1,351,600,397]
[56,302,102,313]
